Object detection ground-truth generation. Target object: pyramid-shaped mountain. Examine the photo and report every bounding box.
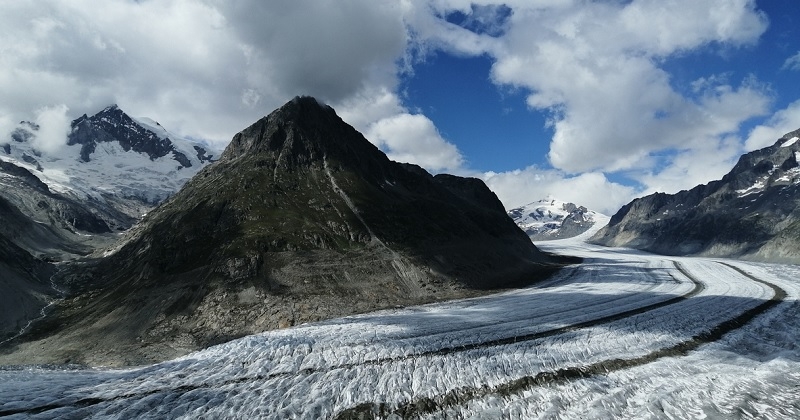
[10,97,559,366]
[591,128,800,263]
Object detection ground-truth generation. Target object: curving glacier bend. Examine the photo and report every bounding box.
[1,236,798,419]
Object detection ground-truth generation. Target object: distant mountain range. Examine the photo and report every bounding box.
[591,128,800,263]
[508,198,609,241]
[1,97,562,366]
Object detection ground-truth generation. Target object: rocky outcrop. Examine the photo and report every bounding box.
[2,97,561,367]
[591,129,800,263]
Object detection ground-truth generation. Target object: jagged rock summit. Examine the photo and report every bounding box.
[5,96,561,366]
[591,128,800,263]
[508,198,609,241]
[70,104,205,166]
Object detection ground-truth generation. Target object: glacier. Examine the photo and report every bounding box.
[0,233,798,419]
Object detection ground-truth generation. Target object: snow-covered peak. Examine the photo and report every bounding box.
[0,106,221,212]
[509,198,584,226]
[508,198,608,241]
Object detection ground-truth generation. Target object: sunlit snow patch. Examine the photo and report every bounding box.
[780,136,799,148]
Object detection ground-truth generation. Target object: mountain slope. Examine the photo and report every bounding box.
[4,97,561,366]
[509,198,609,241]
[591,128,800,263]
[0,232,55,343]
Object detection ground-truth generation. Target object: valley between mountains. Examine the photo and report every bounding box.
[1,97,800,419]
[1,235,797,419]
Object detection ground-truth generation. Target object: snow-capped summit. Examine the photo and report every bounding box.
[508,197,609,241]
[2,105,220,210]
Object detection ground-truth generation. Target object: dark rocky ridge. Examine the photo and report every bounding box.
[0,160,104,341]
[0,158,128,343]
[591,129,800,263]
[0,233,55,343]
[1,97,562,366]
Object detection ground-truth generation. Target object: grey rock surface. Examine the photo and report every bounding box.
[591,128,800,263]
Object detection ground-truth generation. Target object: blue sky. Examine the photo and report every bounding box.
[402,52,547,171]
[2,1,800,214]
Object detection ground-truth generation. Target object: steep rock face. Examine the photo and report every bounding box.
[0,232,55,343]
[7,97,558,366]
[509,198,609,240]
[591,129,800,262]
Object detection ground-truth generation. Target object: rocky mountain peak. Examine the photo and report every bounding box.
[219,96,384,174]
[68,105,182,164]
[2,105,219,219]
[723,130,800,190]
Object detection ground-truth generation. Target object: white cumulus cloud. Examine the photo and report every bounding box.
[484,0,769,175]
[745,100,800,151]
[0,0,786,213]
[32,104,71,154]
[782,51,800,71]
[404,0,773,210]
[367,113,463,172]
[337,88,464,173]
[0,0,414,148]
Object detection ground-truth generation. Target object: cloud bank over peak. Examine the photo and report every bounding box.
[482,167,636,216]
[0,0,468,175]
[0,0,793,213]
[32,104,71,155]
